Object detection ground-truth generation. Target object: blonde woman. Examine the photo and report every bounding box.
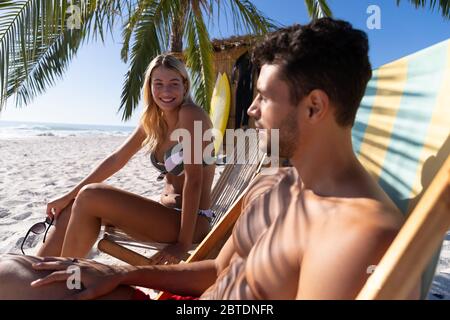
[35,54,215,263]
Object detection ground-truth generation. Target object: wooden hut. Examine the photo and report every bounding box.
[172,35,262,155]
[211,34,259,131]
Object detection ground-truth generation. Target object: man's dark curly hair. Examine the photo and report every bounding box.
[252,18,372,127]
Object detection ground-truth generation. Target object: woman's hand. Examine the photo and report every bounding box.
[46,194,73,219]
[149,243,191,265]
[30,257,127,300]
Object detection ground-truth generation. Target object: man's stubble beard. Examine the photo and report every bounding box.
[265,112,299,159]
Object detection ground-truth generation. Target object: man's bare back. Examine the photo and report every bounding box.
[201,167,404,299]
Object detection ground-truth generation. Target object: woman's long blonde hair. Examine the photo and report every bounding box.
[140,53,193,153]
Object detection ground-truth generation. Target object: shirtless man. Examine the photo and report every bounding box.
[0,18,417,300]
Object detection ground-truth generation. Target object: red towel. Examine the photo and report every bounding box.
[132,288,199,300]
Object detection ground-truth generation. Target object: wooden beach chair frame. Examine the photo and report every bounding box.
[357,155,450,299]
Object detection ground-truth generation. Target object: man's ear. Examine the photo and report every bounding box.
[304,89,329,123]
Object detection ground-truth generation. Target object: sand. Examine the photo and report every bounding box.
[0,136,159,261]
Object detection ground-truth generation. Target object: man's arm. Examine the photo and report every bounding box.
[121,260,216,297]
[120,234,237,297]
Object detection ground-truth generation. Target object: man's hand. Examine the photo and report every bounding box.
[30,257,128,300]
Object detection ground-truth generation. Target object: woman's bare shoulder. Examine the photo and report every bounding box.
[179,103,211,126]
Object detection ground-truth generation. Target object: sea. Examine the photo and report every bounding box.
[0,120,135,139]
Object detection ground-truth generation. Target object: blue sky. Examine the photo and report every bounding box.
[1,0,449,126]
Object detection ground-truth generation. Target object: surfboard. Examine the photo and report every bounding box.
[209,72,231,155]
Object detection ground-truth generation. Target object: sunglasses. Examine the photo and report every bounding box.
[21,216,54,255]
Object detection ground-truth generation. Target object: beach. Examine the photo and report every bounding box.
[0,123,448,299]
[0,135,161,260]
[0,121,222,263]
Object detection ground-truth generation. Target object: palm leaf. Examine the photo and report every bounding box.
[10,28,85,107]
[225,0,278,34]
[0,0,128,111]
[185,2,215,112]
[304,0,332,19]
[84,0,130,43]
[1,0,77,110]
[119,0,180,120]
[120,0,147,63]
[0,0,124,111]
[396,0,450,19]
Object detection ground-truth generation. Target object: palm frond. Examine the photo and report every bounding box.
[396,0,450,19]
[223,0,278,34]
[119,0,180,120]
[304,0,332,19]
[10,27,86,107]
[0,0,67,110]
[0,0,126,111]
[120,0,150,63]
[84,0,130,43]
[185,3,214,112]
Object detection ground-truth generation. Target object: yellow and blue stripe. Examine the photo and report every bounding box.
[353,39,450,214]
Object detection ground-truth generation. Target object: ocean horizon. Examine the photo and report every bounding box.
[0,120,135,139]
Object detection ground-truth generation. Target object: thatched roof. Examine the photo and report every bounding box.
[211,34,260,52]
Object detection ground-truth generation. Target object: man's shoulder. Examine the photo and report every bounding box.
[248,167,295,193]
[350,197,403,226]
[320,197,404,245]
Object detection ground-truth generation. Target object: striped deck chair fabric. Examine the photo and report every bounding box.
[352,38,450,298]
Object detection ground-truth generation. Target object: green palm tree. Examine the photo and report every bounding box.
[0,0,124,111]
[117,0,279,118]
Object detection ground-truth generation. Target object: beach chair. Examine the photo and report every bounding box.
[97,137,266,266]
[352,38,450,299]
[357,155,450,299]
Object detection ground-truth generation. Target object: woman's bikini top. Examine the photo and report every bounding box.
[150,143,185,181]
[151,142,214,181]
